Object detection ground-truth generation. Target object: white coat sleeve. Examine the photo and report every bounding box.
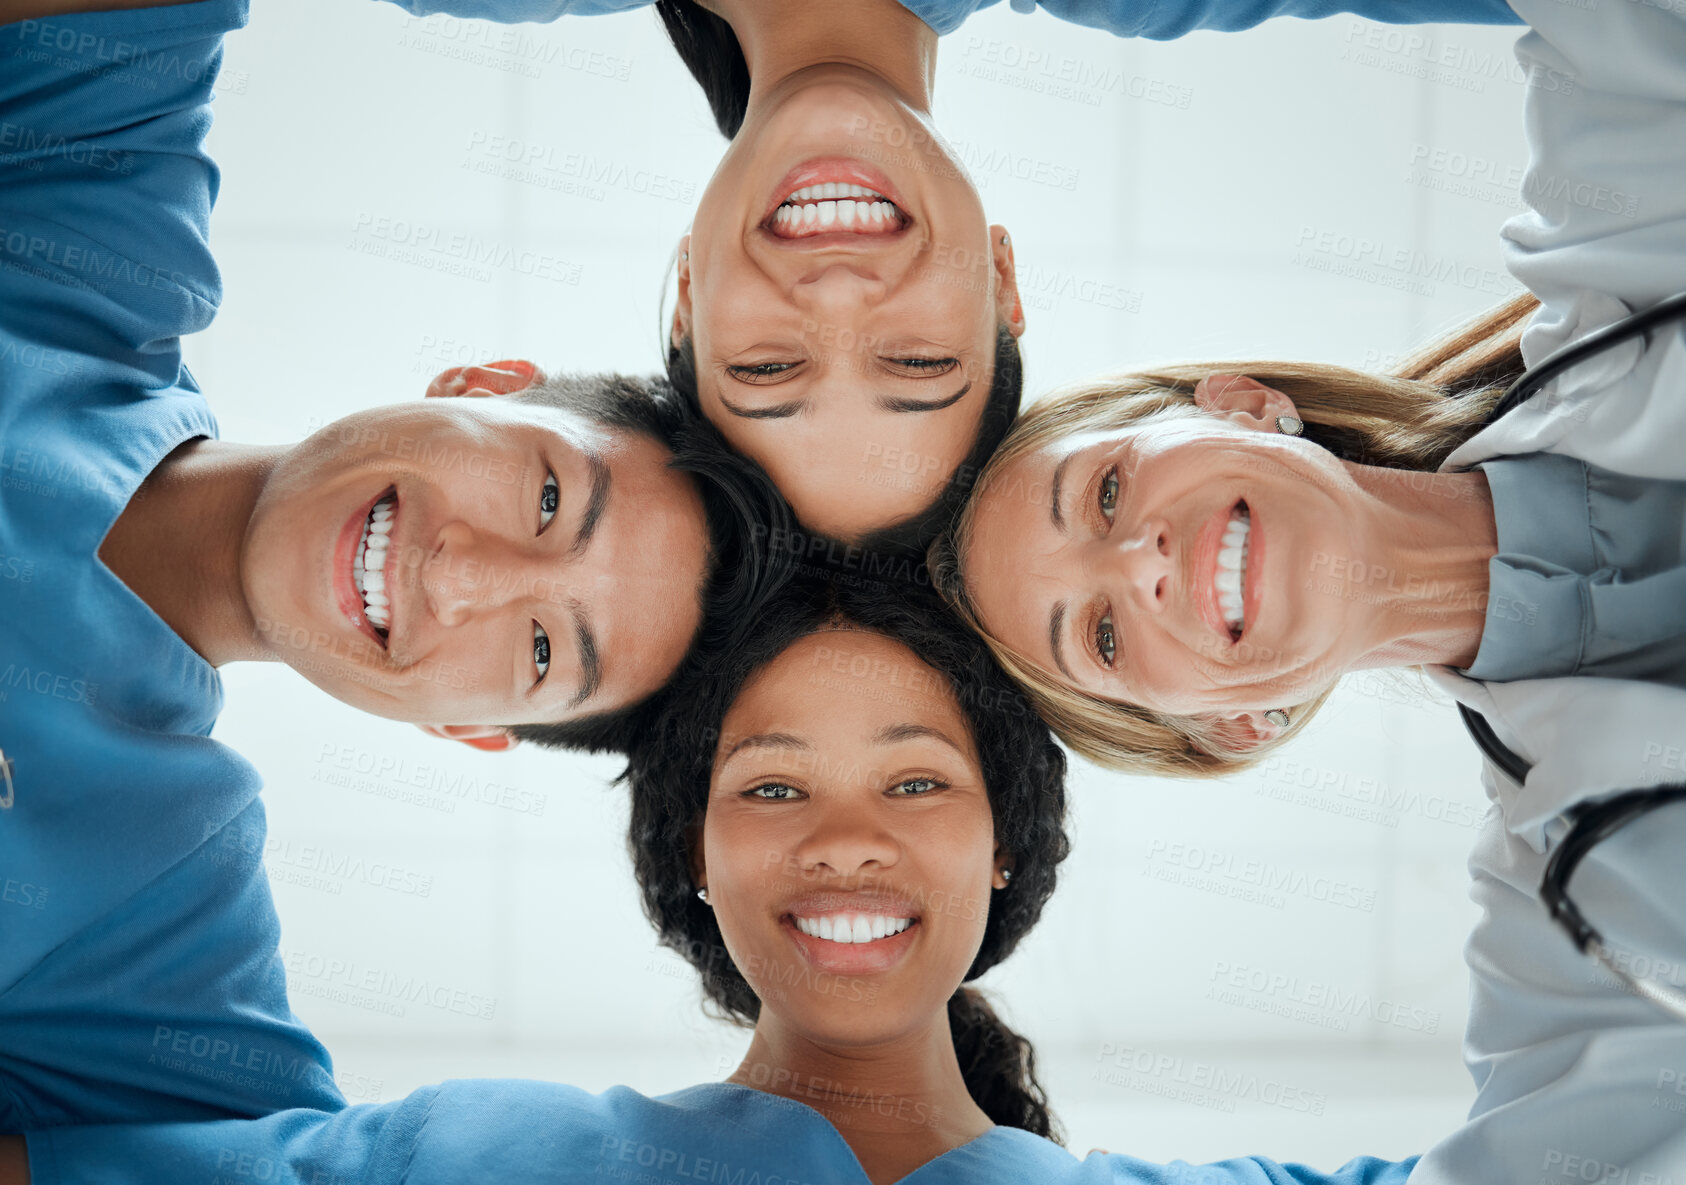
[1408,795,1686,1184]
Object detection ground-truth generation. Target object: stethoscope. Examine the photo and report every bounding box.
[1455,288,1686,1021]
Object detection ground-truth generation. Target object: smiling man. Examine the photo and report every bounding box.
[0,0,785,1142]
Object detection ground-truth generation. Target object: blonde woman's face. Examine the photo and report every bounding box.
[962,378,1372,717]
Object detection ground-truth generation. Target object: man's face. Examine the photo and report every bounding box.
[675,66,1023,541]
[241,380,708,726]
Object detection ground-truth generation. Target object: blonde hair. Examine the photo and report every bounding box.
[931,294,1539,777]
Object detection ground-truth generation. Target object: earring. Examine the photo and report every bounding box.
[1264,709,1291,728]
[1275,415,1304,437]
[999,234,1009,245]
[1000,868,1013,884]
[696,887,709,903]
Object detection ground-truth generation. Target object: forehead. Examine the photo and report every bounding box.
[723,630,966,743]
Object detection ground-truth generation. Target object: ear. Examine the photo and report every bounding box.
[425,360,543,401]
[686,819,708,899]
[1196,709,1286,753]
[414,724,519,752]
[989,224,1025,338]
[991,844,1014,891]
[1191,373,1300,433]
[671,234,694,350]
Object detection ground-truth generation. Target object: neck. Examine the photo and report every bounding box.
[709,0,939,115]
[1338,464,1498,672]
[728,1010,991,1185]
[98,438,284,667]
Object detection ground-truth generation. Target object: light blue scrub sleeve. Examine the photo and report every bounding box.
[28,1079,1419,1184]
[368,0,1520,39]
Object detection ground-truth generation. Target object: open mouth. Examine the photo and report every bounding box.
[1215,500,1251,642]
[791,913,915,945]
[351,487,397,645]
[768,183,908,239]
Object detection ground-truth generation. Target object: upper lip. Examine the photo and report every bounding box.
[780,889,924,921]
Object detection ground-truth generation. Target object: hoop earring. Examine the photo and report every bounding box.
[1275,415,1304,437]
[1264,709,1291,728]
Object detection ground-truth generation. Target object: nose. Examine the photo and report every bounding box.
[1102,514,1174,615]
[790,261,890,316]
[790,793,901,882]
[423,519,536,627]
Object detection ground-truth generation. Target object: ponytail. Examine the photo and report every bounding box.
[947,987,1062,1143]
[654,0,751,139]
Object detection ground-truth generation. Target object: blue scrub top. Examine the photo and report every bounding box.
[379,0,1520,42]
[26,1078,1418,1184]
[0,0,343,1130]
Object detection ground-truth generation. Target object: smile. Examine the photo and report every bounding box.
[769,183,906,238]
[351,488,397,644]
[1215,501,1251,639]
[792,913,914,944]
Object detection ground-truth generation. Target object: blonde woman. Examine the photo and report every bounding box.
[933,0,1686,1175]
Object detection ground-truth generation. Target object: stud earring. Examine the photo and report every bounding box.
[1264,709,1291,728]
[1000,868,1013,884]
[696,887,709,903]
[1000,234,1009,245]
[1275,415,1304,436]
[681,251,690,262]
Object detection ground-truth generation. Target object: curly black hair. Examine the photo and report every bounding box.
[624,574,1071,1140]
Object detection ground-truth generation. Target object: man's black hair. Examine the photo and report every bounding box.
[504,373,794,753]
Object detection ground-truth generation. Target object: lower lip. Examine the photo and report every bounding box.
[762,156,908,226]
[782,916,919,976]
[333,488,388,648]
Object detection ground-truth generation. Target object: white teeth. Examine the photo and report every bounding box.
[785,183,883,203]
[352,492,397,636]
[1215,508,1250,632]
[817,201,837,226]
[793,915,913,944]
[838,200,857,227]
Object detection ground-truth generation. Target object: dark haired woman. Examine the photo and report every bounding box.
[381,0,1522,548]
[5,577,1421,1183]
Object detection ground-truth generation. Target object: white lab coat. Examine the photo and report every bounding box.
[1405,0,1686,1176]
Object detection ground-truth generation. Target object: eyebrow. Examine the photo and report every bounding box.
[878,381,971,414]
[871,722,969,757]
[1048,600,1076,682]
[717,380,973,420]
[566,450,613,559]
[721,731,812,762]
[566,603,603,709]
[1049,453,1073,534]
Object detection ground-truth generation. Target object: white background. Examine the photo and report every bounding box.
[198,0,1535,1167]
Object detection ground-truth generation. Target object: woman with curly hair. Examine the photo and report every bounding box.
[5,576,1435,1183]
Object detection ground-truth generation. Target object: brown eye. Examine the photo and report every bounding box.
[1095,613,1116,667]
[539,471,559,531]
[728,362,799,383]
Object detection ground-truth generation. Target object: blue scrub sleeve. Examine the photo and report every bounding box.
[27,1094,436,1185]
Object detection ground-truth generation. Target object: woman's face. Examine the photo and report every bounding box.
[699,628,1006,1046]
[676,66,1023,541]
[963,379,1372,719]
[242,391,708,726]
